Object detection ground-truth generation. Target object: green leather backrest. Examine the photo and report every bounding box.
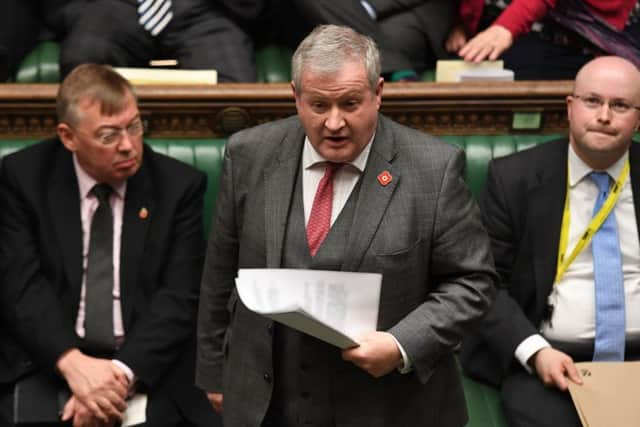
[0,133,565,427]
[0,133,564,225]
[14,42,437,83]
[441,134,564,196]
[15,41,61,83]
[16,43,297,83]
[143,139,226,236]
[0,138,226,237]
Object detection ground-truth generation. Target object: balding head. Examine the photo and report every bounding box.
[574,56,640,102]
[567,56,640,170]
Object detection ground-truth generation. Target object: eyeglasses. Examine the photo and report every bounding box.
[72,118,145,146]
[572,94,640,115]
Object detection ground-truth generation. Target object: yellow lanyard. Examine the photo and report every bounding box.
[555,159,630,284]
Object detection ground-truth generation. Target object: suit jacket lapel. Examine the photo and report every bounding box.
[629,143,640,239]
[529,140,568,313]
[264,124,305,268]
[48,147,83,304]
[343,116,399,271]
[120,157,154,327]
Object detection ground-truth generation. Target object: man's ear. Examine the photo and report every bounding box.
[292,81,302,110]
[57,123,77,152]
[375,77,384,110]
[566,95,573,123]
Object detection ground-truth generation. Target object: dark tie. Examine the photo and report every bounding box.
[84,183,115,352]
[137,0,173,36]
[590,172,625,361]
[307,162,341,257]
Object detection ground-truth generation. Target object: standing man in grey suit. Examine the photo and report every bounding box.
[461,56,640,427]
[196,24,497,427]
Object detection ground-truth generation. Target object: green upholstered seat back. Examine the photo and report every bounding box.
[0,133,568,427]
[14,42,438,83]
[0,138,226,236]
[143,139,225,236]
[441,134,565,196]
[0,134,567,236]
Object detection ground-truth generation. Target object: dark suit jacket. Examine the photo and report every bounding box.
[0,138,209,421]
[196,115,497,427]
[461,139,640,386]
[289,0,453,73]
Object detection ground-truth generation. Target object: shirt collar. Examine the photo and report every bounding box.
[568,144,629,187]
[73,154,127,200]
[303,132,375,173]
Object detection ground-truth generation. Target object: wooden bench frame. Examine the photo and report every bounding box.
[0,81,572,139]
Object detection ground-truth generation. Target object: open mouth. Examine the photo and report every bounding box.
[325,136,349,143]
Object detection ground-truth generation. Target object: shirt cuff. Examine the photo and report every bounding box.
[514,334,551,373]
[360,0,377,19]
[390,335,413,374]
[112,359,136,385]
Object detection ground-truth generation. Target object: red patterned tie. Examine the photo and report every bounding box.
[307,162,341,257]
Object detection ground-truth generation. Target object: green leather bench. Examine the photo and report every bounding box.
[14,42,436,83]
[0,132,565,426]
[15,42,296,84]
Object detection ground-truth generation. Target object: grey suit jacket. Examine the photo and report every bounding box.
[196,115,497,426]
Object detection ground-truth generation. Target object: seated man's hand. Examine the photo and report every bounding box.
[62,395,119,427]
[529,347,583,391]
[207,392,223,414]
[458,25,513,63]
[341,331,403,378]
[56,349,128,421]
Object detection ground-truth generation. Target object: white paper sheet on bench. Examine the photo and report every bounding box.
[236,269,382,348]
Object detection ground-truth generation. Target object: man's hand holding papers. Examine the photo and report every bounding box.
[341,331,403,378]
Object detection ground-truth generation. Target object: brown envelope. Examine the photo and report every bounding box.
[568,361,640,427]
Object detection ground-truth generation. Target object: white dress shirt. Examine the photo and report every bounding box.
[302,136,413,373]
[515,145,640,369]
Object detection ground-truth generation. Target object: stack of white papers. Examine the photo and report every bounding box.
[435,59,511,82]
[113,67,217,84]
[458,67,514,81]
[236,269,382,348]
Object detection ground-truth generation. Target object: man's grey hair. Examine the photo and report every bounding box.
[291,25,381,93]
[57,63,136,127]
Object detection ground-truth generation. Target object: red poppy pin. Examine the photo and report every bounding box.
[377,170,392,186]
[139,207,149,219]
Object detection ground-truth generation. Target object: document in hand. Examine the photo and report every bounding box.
[567,361,640,427]
[236,269,382,349]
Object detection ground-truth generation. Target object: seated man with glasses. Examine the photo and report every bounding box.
[0,63,219,427]
[461,55,640,427]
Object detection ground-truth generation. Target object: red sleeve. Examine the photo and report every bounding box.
[493,0,556,37]
[587,0,636,30]
[459,0,485,35]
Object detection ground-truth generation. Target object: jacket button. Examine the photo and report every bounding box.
[263,373,272,383]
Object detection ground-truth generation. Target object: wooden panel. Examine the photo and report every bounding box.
[0,81,573,139]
